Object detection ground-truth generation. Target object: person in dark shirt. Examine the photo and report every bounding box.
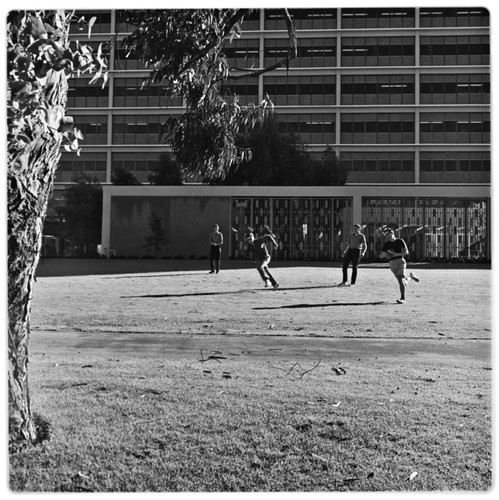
[379,227,420,304]
[208,224,223,274]
[246,229,279,289]
[338,224,367,287]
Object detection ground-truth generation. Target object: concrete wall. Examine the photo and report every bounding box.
[109,194,231,258]
[101,184,491,259]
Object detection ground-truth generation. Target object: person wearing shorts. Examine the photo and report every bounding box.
[379,227,419,304]
[246,230,279,289]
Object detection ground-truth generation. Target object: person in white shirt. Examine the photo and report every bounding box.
[338,224,367,287]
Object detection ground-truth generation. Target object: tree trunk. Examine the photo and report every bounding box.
[8,69,69,444]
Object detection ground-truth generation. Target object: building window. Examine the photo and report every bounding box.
[113,77,182,108]
[265,38,336,67]
[274,113,335,144]
[223,39,260,69]
[341,113,414,144]
[264,9,336,30]
[69,11,112,33]
[112,115,165,144]
[420,8,490,27]
[264,75,335,106]
[420,113,490,143]
[341,74,414,105]
[341,37,415,67]
[341,8,415,29]
[114,47,148,70]
[342,152,414,172]
[420,151,490,172]
[420,36,489,66]
[112,152,160,183]
[67,78,109,108]
[240,10,261,30]
[220,77,259,105]
[420,151,490,183]
[70,115,108,144]
[57,152,107,182]
[420,74,490,105]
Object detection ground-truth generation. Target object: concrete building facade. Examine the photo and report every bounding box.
[58,8,490,261]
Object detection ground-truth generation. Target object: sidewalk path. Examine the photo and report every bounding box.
[31,330,491,368]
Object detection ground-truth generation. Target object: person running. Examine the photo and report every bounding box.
[208,224,223,273]
[245,229,279,289]
[338,224,367,287]
[379,227,420,304]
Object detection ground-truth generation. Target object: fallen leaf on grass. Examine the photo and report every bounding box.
[409,471,419,481]
[332,367,347,375]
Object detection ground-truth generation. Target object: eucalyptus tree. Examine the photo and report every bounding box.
[7,10,107,446]
[7,8,296,446]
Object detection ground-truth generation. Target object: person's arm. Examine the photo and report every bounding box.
[361,234,367,256]
[399,240,409,257]
[379,242,391,259]
[265,234,278,247]
[342,235,351,255]
[219,232,223,245]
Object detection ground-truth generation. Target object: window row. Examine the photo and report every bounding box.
[264,8,490,30]
[341,113,415,144]
[71,9,490,36]
[67,72,490,109]
[341,152,414,172]
[341,151,490,173]
[420,112,490,143]
[420,152,490,171]
[56,150,491,186]
[115,35,489,70]
[69,112,491,145]
[262,76,335,106]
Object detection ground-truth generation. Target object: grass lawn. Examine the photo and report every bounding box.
[8,259,493,492]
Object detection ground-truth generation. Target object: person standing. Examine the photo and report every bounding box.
[246,229,279,289]
[209,224,223,273]
[338,224,367,287]
[379,227,420,304]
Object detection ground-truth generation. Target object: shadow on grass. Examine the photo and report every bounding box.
[121,285,335,299]
[104,273,210,279]
[253,301,386,310]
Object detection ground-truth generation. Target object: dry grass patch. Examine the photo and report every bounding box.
[10,262,491,492]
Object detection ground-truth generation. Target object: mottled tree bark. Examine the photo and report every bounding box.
[8,70,68,443]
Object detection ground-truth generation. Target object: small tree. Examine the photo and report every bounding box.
[112,167,141,185]
[313,146,347,186]
[144,212,167,259]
